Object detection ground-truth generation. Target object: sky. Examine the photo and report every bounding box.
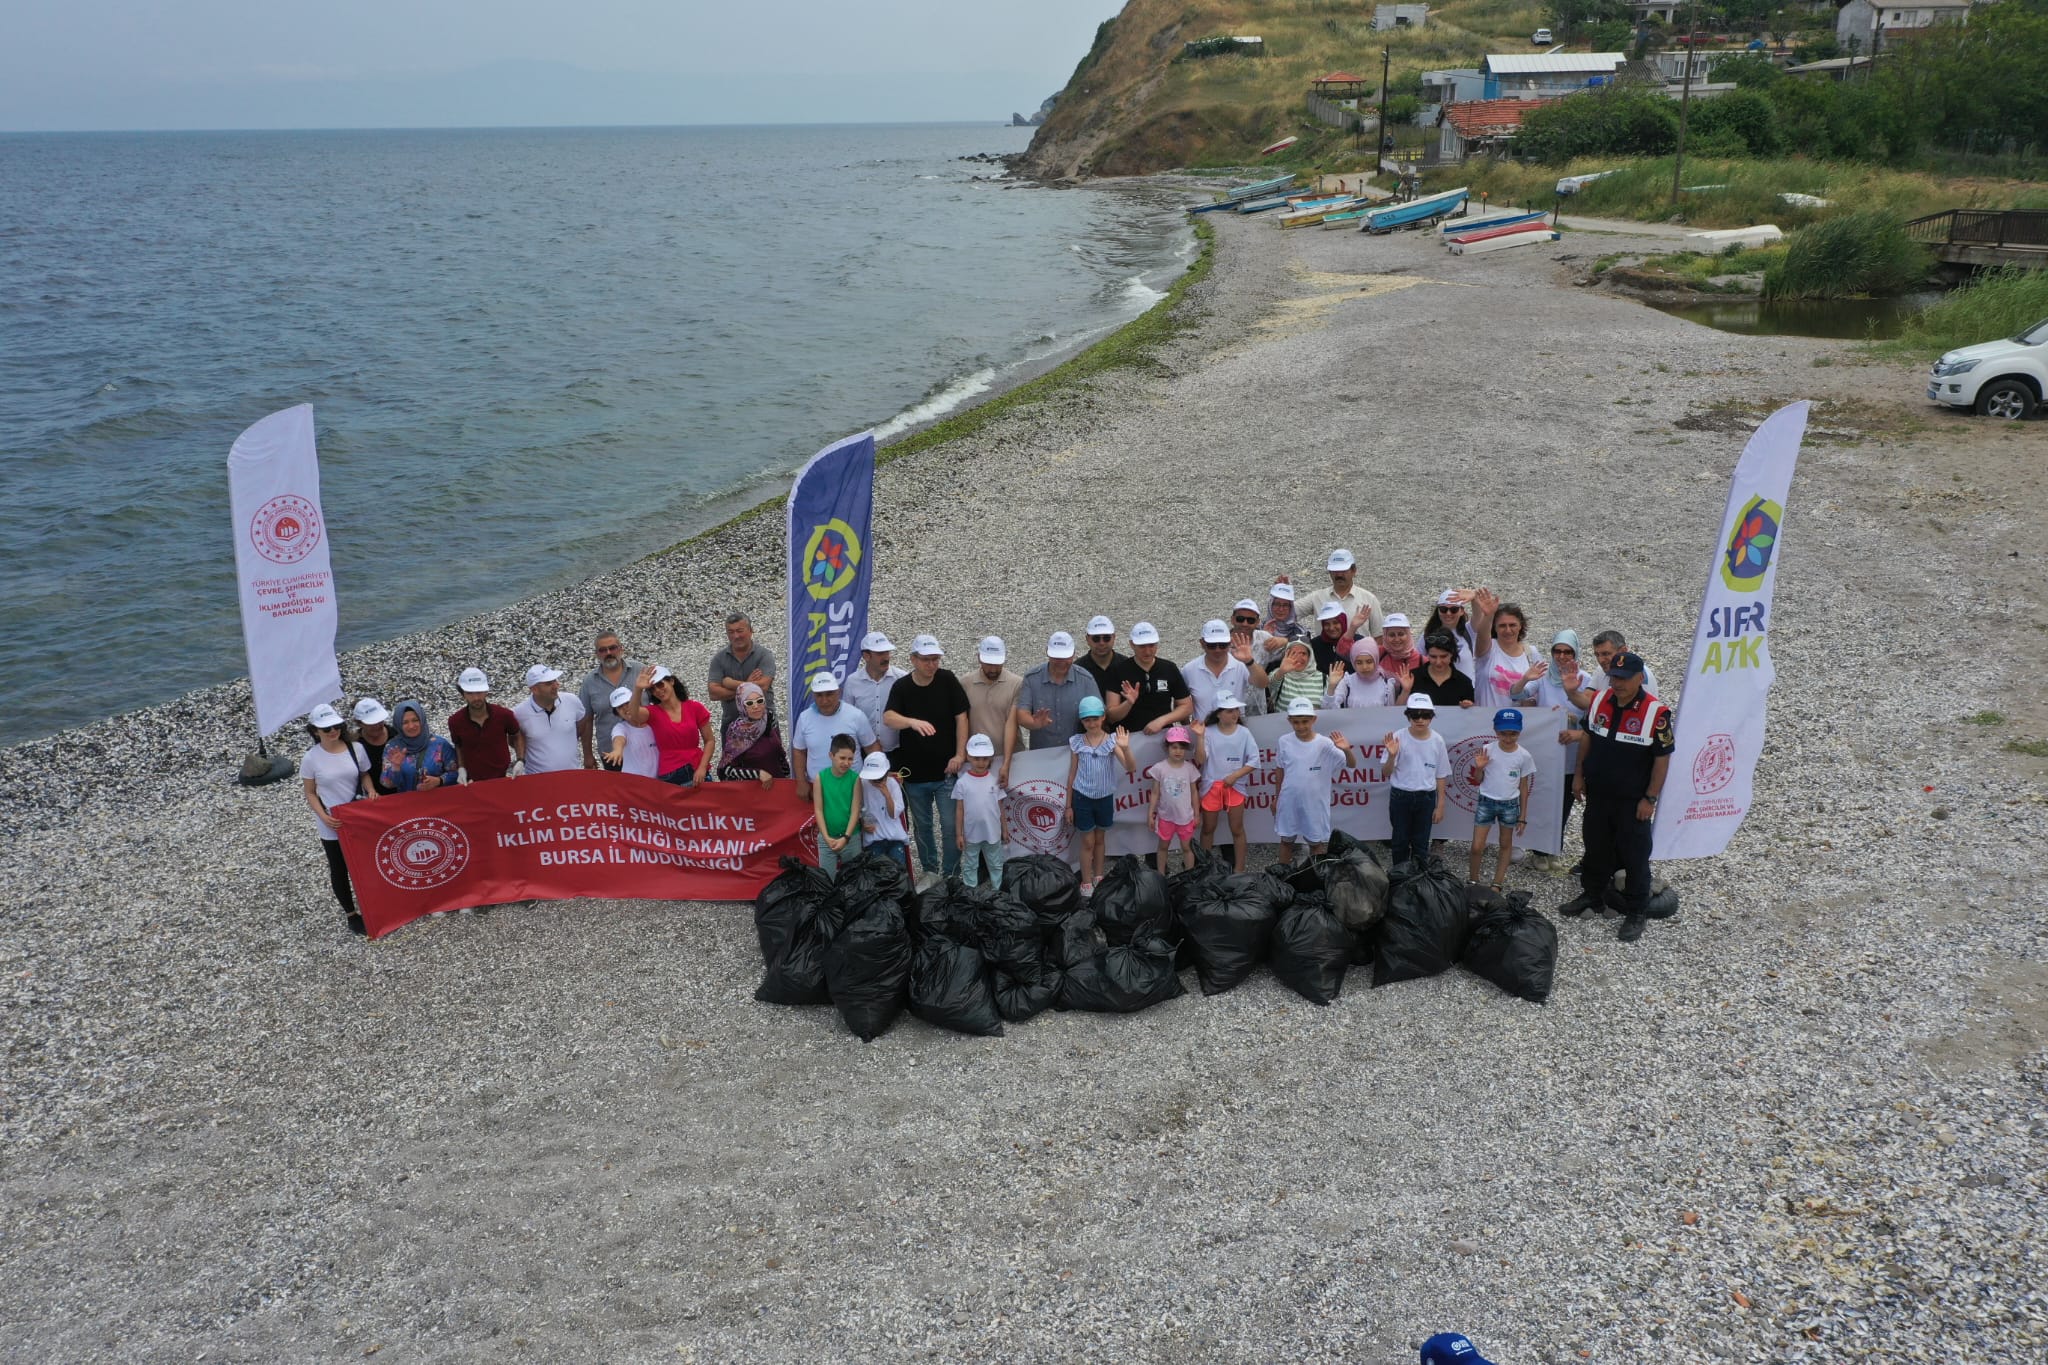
[0,0,1127,131]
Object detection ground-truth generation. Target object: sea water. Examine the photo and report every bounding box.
[0,124,1196,745]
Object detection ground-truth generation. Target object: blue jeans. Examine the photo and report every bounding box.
[903,777,958,878]
[1389,787,1436,868]
[866,839,910,875]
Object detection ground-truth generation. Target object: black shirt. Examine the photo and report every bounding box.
[1076,650,1142,709]
[1408,666,1474,710]
[360,736,397,795]
[1124,657,1191,731]
[885,669,969,783]
[1582,688,1675,800]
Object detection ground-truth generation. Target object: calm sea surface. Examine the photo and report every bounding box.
[0,124,1196,745]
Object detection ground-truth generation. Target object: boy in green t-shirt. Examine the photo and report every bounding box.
[812,734,863,876]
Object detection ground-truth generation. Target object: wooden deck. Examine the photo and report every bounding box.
[1905,209,2048,271]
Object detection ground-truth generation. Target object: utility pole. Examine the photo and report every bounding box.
[1670,0,1698,212]
[1379,46,1393,184]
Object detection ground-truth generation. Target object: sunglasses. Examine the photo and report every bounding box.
[1087,634,1113,643]
[597,644,622,654]
[315,723,341,733]
[1232,614,1259,624]
[1204,641,1227,649]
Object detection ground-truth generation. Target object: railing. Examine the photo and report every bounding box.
[1905,209,2048,250]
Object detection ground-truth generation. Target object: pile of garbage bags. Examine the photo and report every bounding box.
[754,831,1597,1039]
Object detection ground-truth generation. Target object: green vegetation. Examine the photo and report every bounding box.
[1603,242,1787,290]
[2005,738,2048,758]
[1761,212,1930,299]
[1871,265,2048,360]
[1964,710,2007,726]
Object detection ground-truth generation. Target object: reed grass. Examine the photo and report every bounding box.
[1869,265,2048,360]
[1761,212,1930,300]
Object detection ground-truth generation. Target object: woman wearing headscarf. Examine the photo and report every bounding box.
[1268,639,1327,713]
[1512,628,1594,866]
[1327,638,1408,709]
[379,701,461,794]
[1309,603,1353,677]
[717,681,791,787]
[1375,613,1423,686]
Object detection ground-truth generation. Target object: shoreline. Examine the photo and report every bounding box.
[7,200,2047,1360]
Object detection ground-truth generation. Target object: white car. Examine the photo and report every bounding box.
[1532,28,1554,44]
[1927,317,2047,420]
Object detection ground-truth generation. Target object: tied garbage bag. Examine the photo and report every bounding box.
[1461,892,1557,1004]
[1269,891,1350,1006]
[756,888,854,1006]
[1165,843,1223,969]
[1463,882,1509,916]
[1179,871,1290,996]
[992,959,1060,1023]
[1004,854,1082,925]
[753,856,835,965]
[1092,856,1172,945]
[1604,873,1680,919]
[1051,909,1105,971]
[1373,857,1470,987]
[920,878,987,949]
[835,847,920,934]
[1322,831,1390,960]
[908,937,1004,1036]
[974,888,1058,1023]
[824,901,913,1041]
[1056,934,1186,1013]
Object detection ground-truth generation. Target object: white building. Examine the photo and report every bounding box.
[1835,0,1973,53]
[1479,52,1630,99]
[1374,4,1430,30]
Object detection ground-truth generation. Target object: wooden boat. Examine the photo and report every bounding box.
[1449,227,1560,256]
[1276,197,1366,228]
[1360,187,1469,233]
[1238,191,1334,214]
[1438,208,1548,237]
[1322,208,1375,229]
[1260,136,1299,156]
[1227,173,1299,201]
[1443,212,1551,245]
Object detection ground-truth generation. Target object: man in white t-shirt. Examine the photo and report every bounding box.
[1295,547,1386,638]
[513,664,588,776]
[840,631,906,753]
[1184,618,1265,722]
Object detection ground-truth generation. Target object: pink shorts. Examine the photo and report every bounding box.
[1156,819,1197,843]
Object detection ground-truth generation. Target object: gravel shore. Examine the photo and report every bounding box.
[5,204,2046,1363]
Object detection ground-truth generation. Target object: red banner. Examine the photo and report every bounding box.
[335,771,817,938]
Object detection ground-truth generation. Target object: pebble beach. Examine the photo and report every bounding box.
[4,198,2046,1362]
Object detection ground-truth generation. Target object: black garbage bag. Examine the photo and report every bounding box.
[1050,909,1105,970]
[919,877,986,948]
[1004,853,1082,923]
[908,937,1005,1036]
[1463,882,1509,915]
[1274,857,1324,895]
[755,886,854,1007]
[1269,891,1350,1006]
[1373,857,1470,987]
[753,856,835,965]
[823,901,913,1041]
[1056,934,1187,1013]
[991,958,1061,1022]
[1092,855,1173,945]
[1321,832,1390,960]
[1461,893,1557,1004]
[975,890,1043,968]
[1604,873,1680,919]
[835,847,919,933]
[1166,842,1222,918]
[1179,871,1288,995]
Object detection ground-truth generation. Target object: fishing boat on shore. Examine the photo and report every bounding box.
[1238,191,1327,214]
[1192,174,1303,212]
[1276,196,1365,228]
[1448,225,1560,255]
[1359,186,1469,234]
[1440,209,1549,240]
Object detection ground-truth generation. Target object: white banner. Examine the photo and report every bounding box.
[228,404,342,736]
[1653,400,1807,860]
[1001,706,1566,865]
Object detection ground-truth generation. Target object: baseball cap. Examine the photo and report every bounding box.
[647,665,674,685]
[1326,548,1356,572]
[1437,588,1464,606]
[1215,694,1244,711]
[1494,708,1524,732]
[1420,1333,1498,1365]
[1269,582,1296,602]
[1077,696,1106,719]
[965,733,995,757]
[1129,621,1161,646]
[1233,598,1260,614]
[352,698,391,726]
[1605,649,1647,678]
[859,752,891,779]
[457,667,491,692]
[1046,630,1077,660]
[308,703,346,729]
[861,631,894,653]
[978,636,1007,665]
[1286,697,1319,717]
[809,670,841,692]
[524,664,563,687]
[1164,725,1192,745]
[1201,619,1230,645]
[1406,694,1437,713]
[1317,602,1345,622]
[910,633,943,657]
[609,686,634,708]
[1086,614,1115,636]
[1383,613,1412,630]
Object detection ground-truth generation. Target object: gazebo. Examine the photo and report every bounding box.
[1310,71,1371,99]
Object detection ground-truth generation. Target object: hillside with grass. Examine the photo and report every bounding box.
[1024,0,1546,178]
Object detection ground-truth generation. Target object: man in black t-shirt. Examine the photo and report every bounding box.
[1077,614,1141,726]
[1124,621,1192,734]
[882,632,971,882]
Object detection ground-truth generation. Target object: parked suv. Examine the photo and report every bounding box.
[1927,317,2047,420]
[1531,28,1554,44]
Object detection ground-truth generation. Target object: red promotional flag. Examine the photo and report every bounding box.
[335,771,817,938]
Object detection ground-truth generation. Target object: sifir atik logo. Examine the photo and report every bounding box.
[1720,495,1781,592]
[802,519,862,600]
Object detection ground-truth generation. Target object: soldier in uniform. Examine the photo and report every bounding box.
[1558,651,1673,942]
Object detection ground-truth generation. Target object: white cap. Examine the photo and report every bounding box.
[1129,621,1161,646]
[809,671,841,692]
[647,665,674,685]
[308,703,346,728]
[1201,619,1230,645]
[458,667,491,692]
[1286,697,1319,717]
[977,636,1007,665]
[352,698,391,726]
[1086,615,1115,636]
[860,752,892,779]
[1326,548,1356,572]
[1269,582,1296,602]
[1383,613,1412,630]
[1407,693,1436,712]
[609,686,634,708]
[861,631,894,653]
[910,633,943,657]
[965,733,996,757]
[1317,602,1345,622]
[525,664,563,687]
[1233,599,1260,614]
[1438,588,1464,606]
[1046,630,1077,659]
[1215,694,1244,711]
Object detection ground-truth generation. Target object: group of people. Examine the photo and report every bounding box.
[302,552,1675,943]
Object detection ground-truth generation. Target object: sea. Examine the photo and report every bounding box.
[0,123,1198,747]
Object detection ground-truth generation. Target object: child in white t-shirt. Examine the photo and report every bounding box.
[1272,697,1360,868]
[1469,708,1539,890]
[859,752,911,874]
[1383,694,1449,868]
[952,734,1007,888]
[1194,697,1261,872]
[1145,725,1202,874]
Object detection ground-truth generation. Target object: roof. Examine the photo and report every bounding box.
[1443,98,1555,137]
[1483,52,1628,74]
[1314,71,1367,83]
[1784,55,1875,72]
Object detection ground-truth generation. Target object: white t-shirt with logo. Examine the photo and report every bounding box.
[1476,741,1539,801]
[862,776,909,842]
[301,742,370,840]
[1200,725,1262,791]
[617,716,660,779]
[952,768,1005,844]
[1388,729,1449,792]
[1276,732,1343,802]
[514,692,588,775]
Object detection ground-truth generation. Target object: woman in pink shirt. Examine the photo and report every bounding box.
[620,666,716,786]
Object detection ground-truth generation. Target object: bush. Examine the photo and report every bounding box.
[1688,88,1783,157]
[1762,212,1931,299]
[1874,265,2048,359]
[1519,85,1679,164]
